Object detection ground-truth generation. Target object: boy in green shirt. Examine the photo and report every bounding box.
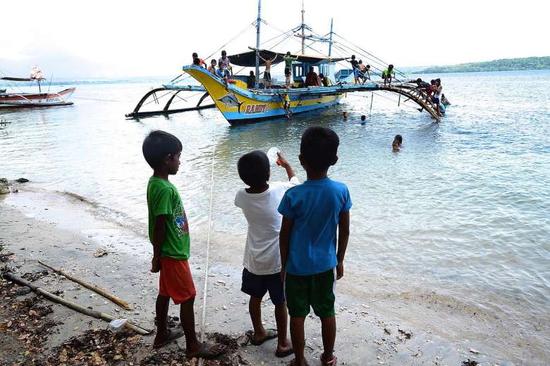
[143,130,224,358]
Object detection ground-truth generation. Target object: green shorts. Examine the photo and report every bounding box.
[285,269,336,318]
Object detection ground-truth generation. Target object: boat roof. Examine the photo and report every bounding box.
[228,49,345,67]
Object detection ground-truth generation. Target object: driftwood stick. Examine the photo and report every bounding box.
[38,260,132,310]
[3,272,152,335]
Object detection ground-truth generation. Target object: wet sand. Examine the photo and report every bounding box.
[0,184,546,365]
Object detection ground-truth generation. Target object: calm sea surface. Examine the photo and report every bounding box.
[1,70,549,337]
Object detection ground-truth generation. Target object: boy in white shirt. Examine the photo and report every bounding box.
[235,150,297,359]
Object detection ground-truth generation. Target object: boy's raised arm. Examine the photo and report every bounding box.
[336,211,350,280]
[276,153,296,181]
[279,216,294,281]
[151,215,167,273]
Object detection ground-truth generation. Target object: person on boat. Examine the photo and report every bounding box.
[218,50,233,78]
[358,62,370,84]
[348,55,360,84]
[192,53,207,68]
[432,79,443,116]
[382,64,395,86]
[216,66,225,79]
[392,134,403,152]
[283,52,299,87]
[412,78,431,94]
[207,59,217,75]
[319,73,331,87]
[305,67,321,87]
[259,53,278,88]
[192,58,202,67]
[247,71,256,89]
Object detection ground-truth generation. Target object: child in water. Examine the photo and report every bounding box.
[392,134,403,151]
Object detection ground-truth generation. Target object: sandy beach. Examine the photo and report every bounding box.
[1,181,546,366]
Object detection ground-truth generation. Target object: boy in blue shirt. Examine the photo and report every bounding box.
[278,126,351,366]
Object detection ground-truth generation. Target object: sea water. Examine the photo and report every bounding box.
[1,70,549,352]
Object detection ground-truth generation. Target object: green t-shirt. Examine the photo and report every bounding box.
[147,176,190,260]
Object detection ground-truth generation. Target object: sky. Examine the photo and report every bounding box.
[1,0,549,78]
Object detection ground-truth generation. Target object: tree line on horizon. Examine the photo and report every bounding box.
[416,56,550,74]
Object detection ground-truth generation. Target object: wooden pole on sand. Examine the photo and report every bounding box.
[38,260,132,310]
[3,272,152,336]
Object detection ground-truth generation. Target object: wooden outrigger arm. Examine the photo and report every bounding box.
[125,86,215,119]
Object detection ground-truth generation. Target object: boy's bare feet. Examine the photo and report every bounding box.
[186,342,226,359]
[275,340,293,357]
[320,353,338,366]
[153,328,184,349]
[288,359,309,366]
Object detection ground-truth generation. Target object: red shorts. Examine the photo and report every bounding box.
[159,257,196,304]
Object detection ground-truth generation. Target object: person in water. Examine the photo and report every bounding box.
[283,52,299,87]
[360,115,367,125]
[382,64,395,85]
[259,53,278,88]
[282,93,292,119]
[278,126,351,366]
[234,150,296,360]
[142,130,225,358]
[392,134,403,151]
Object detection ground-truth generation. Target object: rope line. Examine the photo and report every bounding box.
[197,143,216,366]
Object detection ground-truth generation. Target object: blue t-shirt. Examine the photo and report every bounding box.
[278,178,352,276]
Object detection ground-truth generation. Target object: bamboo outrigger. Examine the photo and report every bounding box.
[126,0,444,124]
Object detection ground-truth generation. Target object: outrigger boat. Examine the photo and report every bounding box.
[127,1,444,124]
[0,68,75,110]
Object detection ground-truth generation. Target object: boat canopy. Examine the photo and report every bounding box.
[228,49,345,67]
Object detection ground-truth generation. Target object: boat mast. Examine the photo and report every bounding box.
[255,0,261,87]
[328,18,334,57]
[301,0,305,54]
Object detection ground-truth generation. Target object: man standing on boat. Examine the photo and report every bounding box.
[382,64,395,86]
[283,52,299,87]
[348,55,360,84]
[218,50,232,79]
[259,53,278,89]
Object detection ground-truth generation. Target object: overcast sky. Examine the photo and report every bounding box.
[1,0,549,78]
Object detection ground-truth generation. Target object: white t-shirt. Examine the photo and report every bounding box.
[234,177,299,275]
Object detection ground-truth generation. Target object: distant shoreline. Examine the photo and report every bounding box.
[413,56,550,74]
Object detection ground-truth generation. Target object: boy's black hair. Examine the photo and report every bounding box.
[237,150,270,187]
[300,126,339,171]
[394,134,403,144]
[142,130,182,169]
[361,115,366,121]
[192,52,198,58]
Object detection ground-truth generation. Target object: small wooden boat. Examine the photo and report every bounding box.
[0,70,75,109]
